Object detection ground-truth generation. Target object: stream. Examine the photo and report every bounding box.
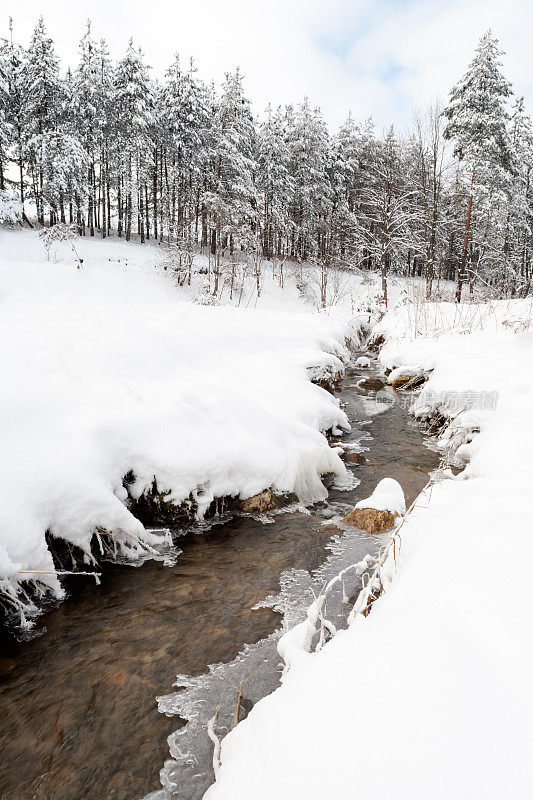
[0,358,439,800]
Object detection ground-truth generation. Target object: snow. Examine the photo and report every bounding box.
[0,229,364,621]
[355,355,370,368]
[354,476,405,514]
[203,295,533,800]
[386,363,424,383]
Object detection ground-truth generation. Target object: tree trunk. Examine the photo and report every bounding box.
[457,166,475,303]
[381,250,388,307]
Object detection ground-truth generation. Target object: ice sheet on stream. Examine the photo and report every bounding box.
[146,515,378,800]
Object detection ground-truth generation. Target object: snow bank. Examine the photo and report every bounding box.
[0,230,359,621]
[204,296,533,800]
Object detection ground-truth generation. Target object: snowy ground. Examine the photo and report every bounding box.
[6,227,521,799]
[203,296,533,800]
[0,228,380,623]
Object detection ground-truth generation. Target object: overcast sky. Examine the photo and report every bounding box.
[2,0,532,130]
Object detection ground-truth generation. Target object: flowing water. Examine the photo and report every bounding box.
[0,360,439,800]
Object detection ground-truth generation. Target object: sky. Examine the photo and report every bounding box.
[1,0,532,130]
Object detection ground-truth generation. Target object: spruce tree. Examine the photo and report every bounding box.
[73,22,101,234]
[114,40,154,241]
[287,98,331,260]
[257,104,293,258]
[0,44,10,191]
[161,55,209,241]
[207,68,257,286]
[444,31,513,300]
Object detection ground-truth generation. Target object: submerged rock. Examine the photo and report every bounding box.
[343,507,398,533]
[238,490,297,514]
[317,523,344,536]
[358,377,385,391]
[344,451,366,464]
[0,658,16,678]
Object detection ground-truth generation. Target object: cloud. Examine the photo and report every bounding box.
[2,0,533,129]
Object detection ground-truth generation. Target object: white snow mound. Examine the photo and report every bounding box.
[354,477,406,515]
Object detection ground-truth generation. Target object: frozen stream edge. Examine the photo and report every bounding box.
[146,520,378,800]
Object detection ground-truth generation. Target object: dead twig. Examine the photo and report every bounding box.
[234,681,244,728]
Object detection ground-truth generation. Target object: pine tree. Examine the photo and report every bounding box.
[206,68,257,289]
[287,98,331,260]
[329,113,364,263]
[3,20,29,217]
[257,104,293,258]
[501,97,533,293]
[444,31,514,300]
[73,21,101,235]
[21,16,65,224]
[0,43,10,191]
[114,40,154,241]
[161,55,209,241]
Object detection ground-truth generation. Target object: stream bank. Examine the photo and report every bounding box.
[0,358,438,800]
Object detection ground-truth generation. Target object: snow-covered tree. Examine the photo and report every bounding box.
[206,68,257,288]
[407,104,448,297]
[21,17,65,224]
[287,98,331,260]
[444,31,514,300]
[160,55,210,241]
[256,104,293,258]
[502,97,533,294]
[355,128,421,305]
[73,22,103,235]
[0,44,10,190]
[114,40,154,241]
[328,113,365,264]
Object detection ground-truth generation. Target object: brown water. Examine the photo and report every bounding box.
[0,365,439,800]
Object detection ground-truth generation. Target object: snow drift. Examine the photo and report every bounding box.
[0,230,358,622]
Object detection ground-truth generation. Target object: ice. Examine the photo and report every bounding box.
[149,522,377,800]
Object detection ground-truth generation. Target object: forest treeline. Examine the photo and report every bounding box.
[1,20,532,300]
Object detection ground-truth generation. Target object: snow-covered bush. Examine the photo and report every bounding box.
[157,242,195,286]
[194,278,219,305]
[0,189,22,226]
[38,223,83,267]
[354,287,385,317]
